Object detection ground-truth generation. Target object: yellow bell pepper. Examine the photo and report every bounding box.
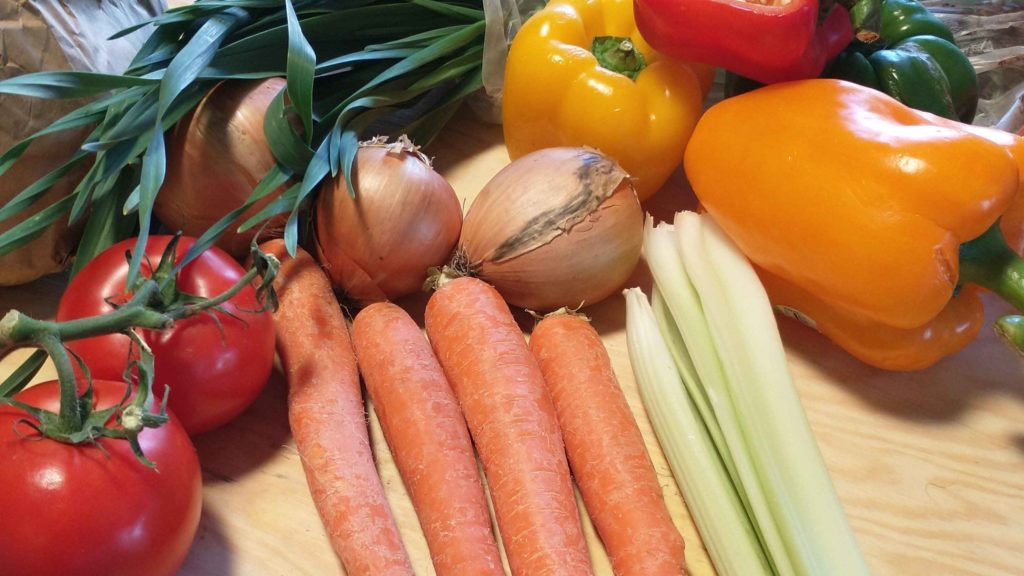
[502,0,712,201]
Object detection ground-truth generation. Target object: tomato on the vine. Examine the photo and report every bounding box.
[0,379,202,576]
[56,236,275,435]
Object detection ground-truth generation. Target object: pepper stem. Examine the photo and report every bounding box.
[592,36,647,81]
[959,222,1024,313]
[995,315,1024,357]
[834,0,881,44]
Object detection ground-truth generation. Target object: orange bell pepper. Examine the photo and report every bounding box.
[762,268,985,371]
[502,0,712,201]
[1001,190,1024,257]
[684,79,1024,370]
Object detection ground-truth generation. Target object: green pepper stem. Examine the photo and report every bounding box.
[994,315,1024,357]
[592,36,647,81]
[836,0,882,43]
[959,222,1024,314]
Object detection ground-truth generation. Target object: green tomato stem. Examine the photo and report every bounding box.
[0,283,170,350]
[0,241,279,461]
[174,265,262,319]
[37,333,82,431]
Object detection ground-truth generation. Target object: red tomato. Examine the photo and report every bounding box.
[0,380,202,576]
[56,236,275,435]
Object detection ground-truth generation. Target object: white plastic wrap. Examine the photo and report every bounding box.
[467,0,541,123]
[924,0,1024,130]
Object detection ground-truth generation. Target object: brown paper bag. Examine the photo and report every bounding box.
[0,1,164,285]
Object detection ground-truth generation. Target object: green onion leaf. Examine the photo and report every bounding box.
[0,72,157,99]
[237,182,302,233]
[76,133,156,222]
[125,130,167,285]
[83,91,160,152]
[0,194,77,256]
[285,0,317,140]
[263,87,316,174]
[407,44,484,91]
[403,68,482,145]
[71,169,138,277]
[317,48,419,76]
[346,20,485,105]
[365,25,468,51]
[156,8,248,118]
[0,152,89,221]
[177,163,293,272]
[411,0,485,21]
[0,350,49,398]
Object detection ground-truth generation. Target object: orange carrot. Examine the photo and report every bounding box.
[424,276,593,576]
[261,240,413,576]
[530,311,687,576]
[351,302,504,576]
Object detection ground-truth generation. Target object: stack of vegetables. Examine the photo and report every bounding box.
[0,0,1022,574]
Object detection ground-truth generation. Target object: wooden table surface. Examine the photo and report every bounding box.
[2,109,1023,576]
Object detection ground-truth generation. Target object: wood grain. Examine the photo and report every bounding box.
[0,108,1022,576]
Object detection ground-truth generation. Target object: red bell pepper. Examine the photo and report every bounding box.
[634,0,853,84]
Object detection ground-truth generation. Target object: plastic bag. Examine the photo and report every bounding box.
[923,0,1024,130]
[467,0,543,123]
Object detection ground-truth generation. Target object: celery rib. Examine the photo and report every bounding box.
[628,211,870,576]
[686,214,869,576]
[624,287,772,576]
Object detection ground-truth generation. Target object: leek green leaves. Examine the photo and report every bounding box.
[0,0,488,281]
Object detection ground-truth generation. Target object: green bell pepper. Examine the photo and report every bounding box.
[828,0,978,123]
[879,0,953,44]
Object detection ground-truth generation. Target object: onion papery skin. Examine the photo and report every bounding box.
[459,147,644,312]
[315,143,463,303]
[156,77,289,257]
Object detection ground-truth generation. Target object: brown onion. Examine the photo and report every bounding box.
[453,147,643,311]
[315,136,463,303]
[156,77,289,257]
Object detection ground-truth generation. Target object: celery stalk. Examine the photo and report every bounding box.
[644,219,794,575]
[674,212,869,576]
[624,287,772,576]
[652,283,725,468]
[633,211,869,576]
